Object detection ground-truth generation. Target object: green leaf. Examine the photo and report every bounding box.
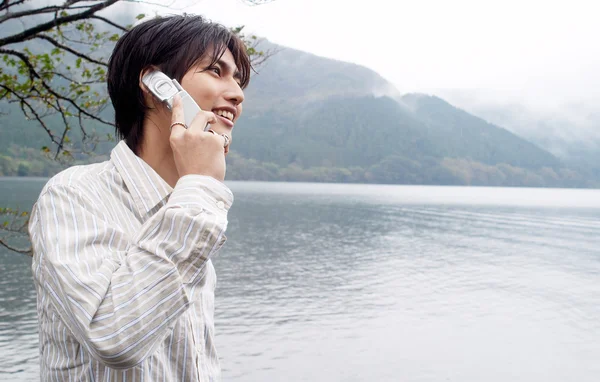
[136,13,145,20]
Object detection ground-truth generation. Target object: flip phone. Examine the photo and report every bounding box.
[142,70,208,130]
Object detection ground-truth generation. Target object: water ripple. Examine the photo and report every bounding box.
[2,180,600,381]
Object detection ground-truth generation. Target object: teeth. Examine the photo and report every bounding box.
[215,110,234,121]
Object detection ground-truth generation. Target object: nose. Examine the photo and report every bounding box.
[225,80,245,106]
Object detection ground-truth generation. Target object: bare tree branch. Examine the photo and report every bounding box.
[0,238,32,256]
[0,47,37,78]
[90,15,127,32]
[49,89,113,126]
[0,219,28,233]
[0,45,112,162]
[0,5,68,24]
[77,110,90,143]
[55,31,102,46]
[36,34,107,66]
[0,84,63,146]
[0,48,113,126]
[0,0,119,47]
[250,46,279,68]
[50,71,99,84]
[55,99,70,158]
[0,205,32,255]
[0,0,27,13]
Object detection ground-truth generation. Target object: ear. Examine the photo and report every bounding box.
[138,66,156,94]
[139,66,159,109]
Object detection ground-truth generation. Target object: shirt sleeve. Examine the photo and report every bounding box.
[29,175,232,369]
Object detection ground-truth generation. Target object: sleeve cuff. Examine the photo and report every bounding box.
[168,175,234,218]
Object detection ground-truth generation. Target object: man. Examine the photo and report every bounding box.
[28,15,250,381]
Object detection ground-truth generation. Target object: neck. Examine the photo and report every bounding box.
[138,114,179,188]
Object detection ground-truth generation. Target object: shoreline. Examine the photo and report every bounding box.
[1,175,599,191]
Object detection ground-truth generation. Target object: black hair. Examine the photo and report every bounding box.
[107,14,251,154]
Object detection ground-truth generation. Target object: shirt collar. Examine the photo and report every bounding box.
[110,140,173,217]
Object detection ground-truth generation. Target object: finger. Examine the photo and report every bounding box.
[170,94,186,133]
[224,136,230,154]
[206,128,232,145]
[221,133,231,148]
[219,134,229,156]
[188,110,217,132]
[208,130,231,148]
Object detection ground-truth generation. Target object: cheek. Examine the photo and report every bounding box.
[201,90,224,112]
[181,74,216,107]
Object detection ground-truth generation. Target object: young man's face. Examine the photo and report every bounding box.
[180,48,245,141]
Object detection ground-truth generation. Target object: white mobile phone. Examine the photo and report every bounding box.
[141,70,209,130]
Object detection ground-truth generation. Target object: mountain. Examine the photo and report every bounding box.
[243,40,400,109]
[400,94,560,169]
[435,89,600,166]
[1,39,597,188]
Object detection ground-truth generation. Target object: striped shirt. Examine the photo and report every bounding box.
[28,140,233,381]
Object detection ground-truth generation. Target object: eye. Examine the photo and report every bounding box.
[209,66,221,76]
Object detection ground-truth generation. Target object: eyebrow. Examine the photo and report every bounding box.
[216,58,241,81]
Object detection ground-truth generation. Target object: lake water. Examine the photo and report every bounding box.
[1,177,599,381]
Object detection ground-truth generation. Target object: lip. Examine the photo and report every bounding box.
[215,114,234,128]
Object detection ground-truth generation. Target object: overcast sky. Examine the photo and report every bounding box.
[130,0,599,111]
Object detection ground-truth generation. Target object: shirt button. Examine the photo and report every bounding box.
[216,201,225,209]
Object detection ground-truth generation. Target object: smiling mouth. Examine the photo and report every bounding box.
[214,109,234,122]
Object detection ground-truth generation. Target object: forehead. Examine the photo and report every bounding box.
[198,48,236,68]
[219,49,236,64]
